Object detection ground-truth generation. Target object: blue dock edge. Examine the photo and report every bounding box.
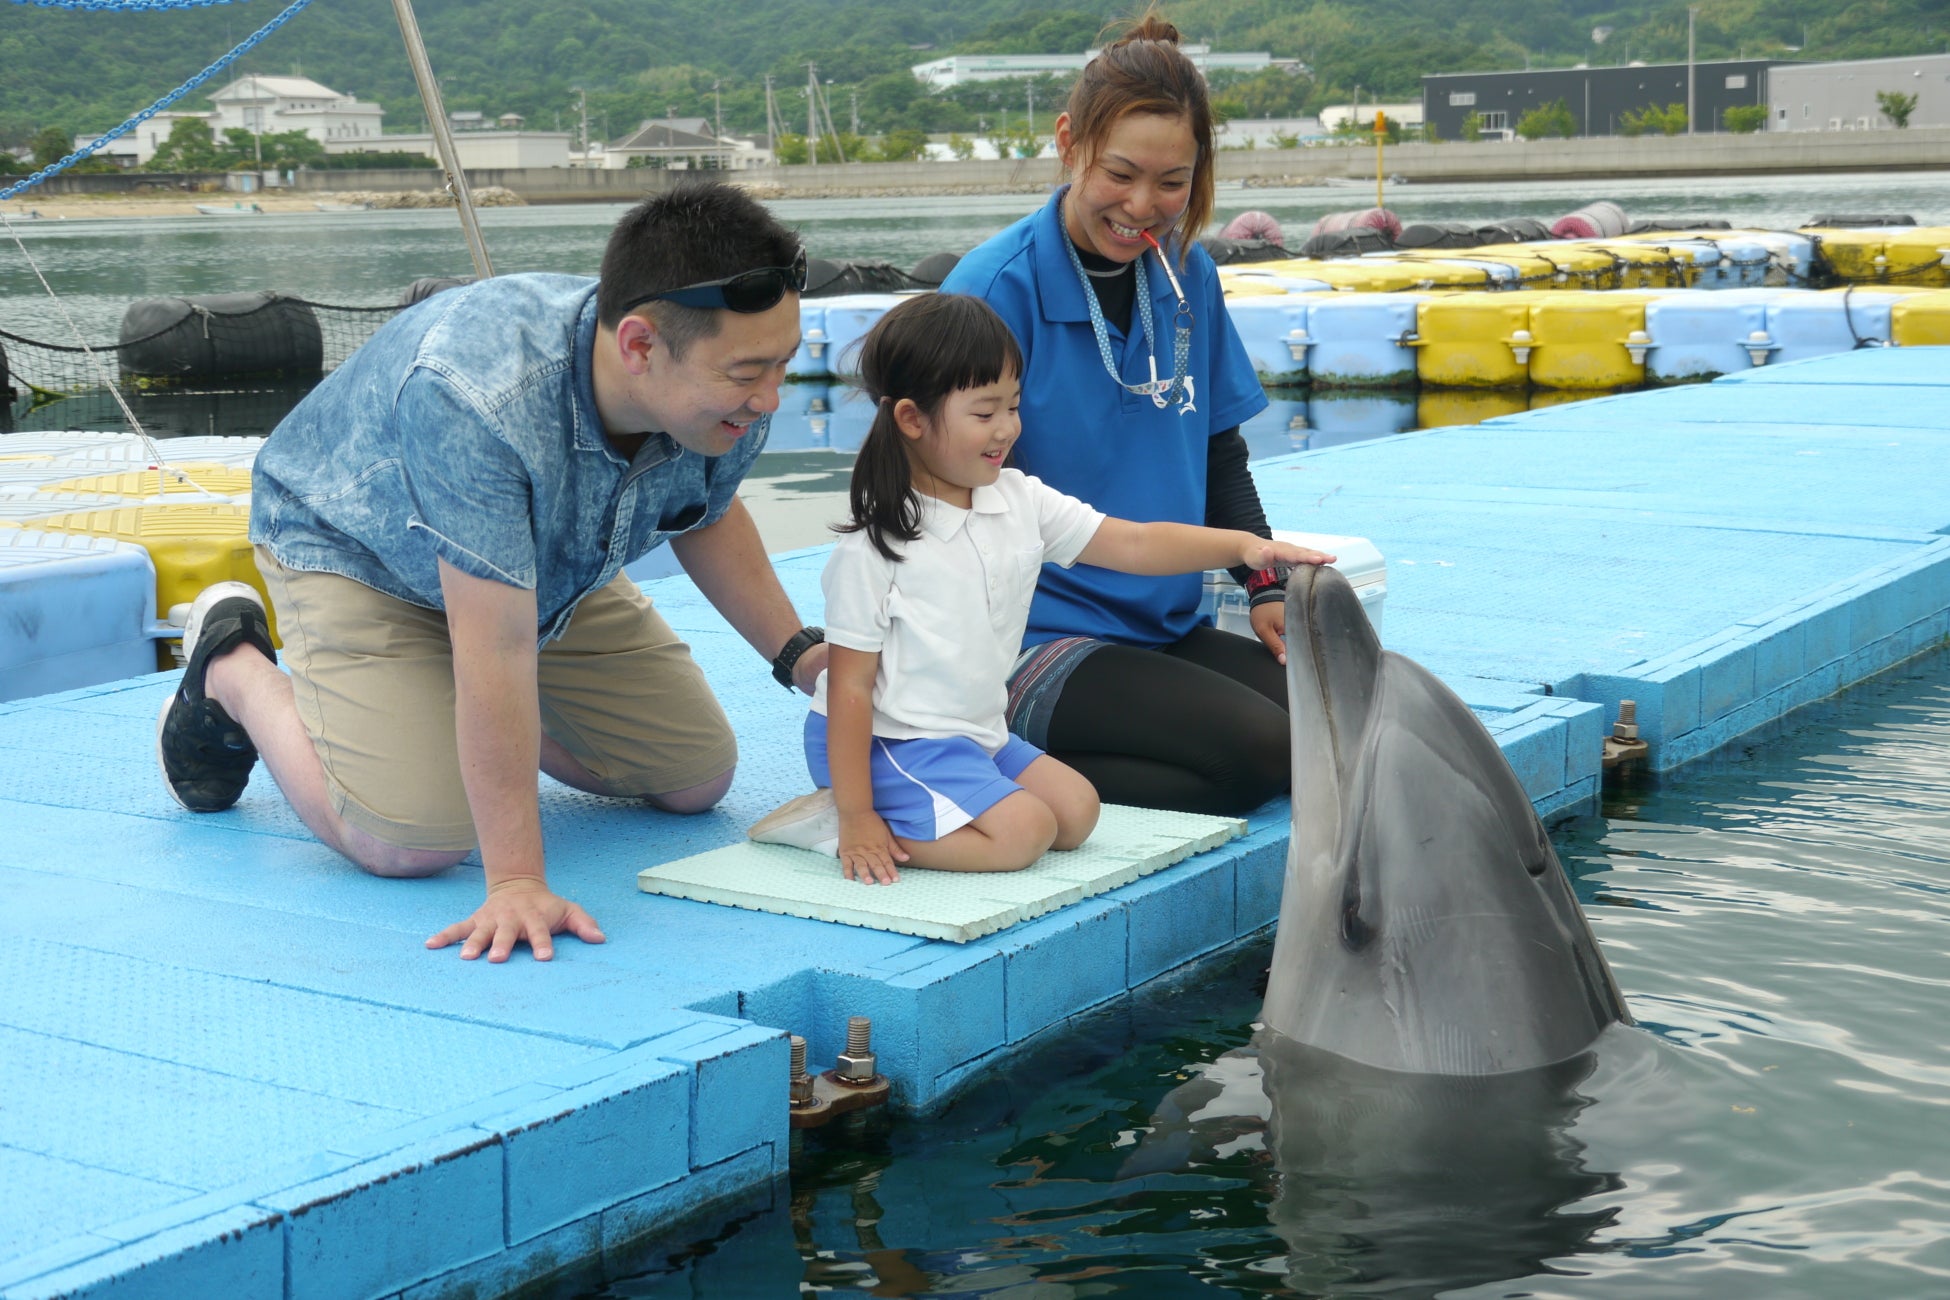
[3,347,1947,1299]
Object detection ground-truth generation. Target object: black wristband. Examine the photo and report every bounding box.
[771,626,825,690]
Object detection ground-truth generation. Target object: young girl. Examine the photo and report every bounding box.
[938,11,1299,817]
[748,294,1331,884]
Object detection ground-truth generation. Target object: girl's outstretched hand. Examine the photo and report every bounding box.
[1240,538,1336,570]
[838,809,908,885]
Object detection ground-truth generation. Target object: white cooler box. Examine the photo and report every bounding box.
[1203,530,1386,642]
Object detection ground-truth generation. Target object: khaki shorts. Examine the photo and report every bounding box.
[258,548,737,852]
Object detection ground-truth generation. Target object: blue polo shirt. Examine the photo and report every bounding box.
[252,273,766,644]
[941,189,1267,649]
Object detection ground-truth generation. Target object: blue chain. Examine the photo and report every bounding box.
[1,0,312,203]
[10,0,255,9]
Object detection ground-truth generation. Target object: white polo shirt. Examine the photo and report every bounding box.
[812,469,1104,754]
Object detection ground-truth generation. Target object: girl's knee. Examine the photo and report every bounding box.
[982,794,1059,870]
[1049,787,1100,851]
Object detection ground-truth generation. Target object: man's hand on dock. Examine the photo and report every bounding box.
[425,876,607,962]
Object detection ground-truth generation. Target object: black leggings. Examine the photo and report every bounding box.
[1043,625,1289,815]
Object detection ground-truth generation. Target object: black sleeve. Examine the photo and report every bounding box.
[1204,427,1271,586]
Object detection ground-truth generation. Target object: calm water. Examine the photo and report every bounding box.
[8,178,1950,1294]
[7,169,1950,342]
[566,646,1950,1300]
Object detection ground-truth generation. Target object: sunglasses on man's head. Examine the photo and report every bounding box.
[620,248,809,316]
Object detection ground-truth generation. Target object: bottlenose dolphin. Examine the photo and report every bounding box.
[1117,573,1644,1292]
[1265,562,1631,1073]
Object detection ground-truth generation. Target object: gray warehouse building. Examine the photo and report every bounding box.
[1422,60,1776,139]
[1769,53,1950,131]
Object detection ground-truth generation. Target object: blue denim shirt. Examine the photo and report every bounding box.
[252,273,767,642]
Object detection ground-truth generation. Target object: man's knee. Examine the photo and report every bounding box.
[643,765,735,815]
[339,826,471,879]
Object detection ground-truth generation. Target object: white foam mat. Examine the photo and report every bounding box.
[636,803,1246,942]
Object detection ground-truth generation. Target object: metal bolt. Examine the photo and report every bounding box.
[789,1034,816,1107]
[1614,699,1641,741]
[835,1015,878,1083]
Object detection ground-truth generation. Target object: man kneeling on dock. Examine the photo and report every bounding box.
[154,181,828,964]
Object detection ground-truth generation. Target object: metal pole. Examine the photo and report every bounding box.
[807,63,818,163]
[389,0,492,278]
[1687,6,1697,135]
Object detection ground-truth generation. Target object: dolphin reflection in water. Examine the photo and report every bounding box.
[1128,565,1643,1297]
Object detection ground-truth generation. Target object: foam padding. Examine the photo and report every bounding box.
[636,804,1245,942]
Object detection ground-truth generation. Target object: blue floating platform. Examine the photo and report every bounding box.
[3,348,1948,1299]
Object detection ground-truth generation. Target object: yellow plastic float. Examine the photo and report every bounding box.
[16,502,277,660]
[1412,291,1553,389]
[1891,290,1950,345]
[1806,226,1950,287]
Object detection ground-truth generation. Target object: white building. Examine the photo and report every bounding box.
[354,131,574,170]
[208,75,384,146]
[1318,102,1424,131]
[913,46,1287,89]
[598,118,770,170]
[1215,116,1327,148]
[73,111,215,167]
[1769,54,1950,131]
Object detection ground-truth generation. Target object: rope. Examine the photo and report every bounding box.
[0,296,400,356]
[0,0,315,202]
[10,0,255,9]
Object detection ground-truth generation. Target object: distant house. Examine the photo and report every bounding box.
[602,117,768,170]
[208,75,384,146]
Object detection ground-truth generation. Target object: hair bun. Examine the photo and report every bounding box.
[1122,13,1182,45]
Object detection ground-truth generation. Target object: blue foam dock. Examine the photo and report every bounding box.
[4,348,1947,1299]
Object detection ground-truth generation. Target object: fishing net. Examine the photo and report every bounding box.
[0,294,402,403]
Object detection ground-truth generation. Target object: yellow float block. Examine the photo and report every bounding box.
[1526,293,1655,390]
[1413,291,1554,389]
[1218,276,1296,298]
[1371,254,1515,291]
[1891,290,1950,345]
[1458,244,1615,290]
[40,463,253,498]
[18,502,277,658]
[1574,241,1698,289]
[1416,389,1528,429]
[1248,258,1470,293]
[1808,227,1950,286]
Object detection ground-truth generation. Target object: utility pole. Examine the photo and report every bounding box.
[849,87,859,137]
[764,74,782,161]
[577,87,590,166]
[249,71,262,171]
[1027,84,1034,136]
[712,79,723,142]
[806,64,818,161]
[1687,6,1698,135]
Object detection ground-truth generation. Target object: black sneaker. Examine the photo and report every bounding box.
[155,581,277,813]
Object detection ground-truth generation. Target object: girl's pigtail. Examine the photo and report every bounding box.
[843,395,924,563]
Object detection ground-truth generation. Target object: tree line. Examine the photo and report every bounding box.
[3,0,1945,154]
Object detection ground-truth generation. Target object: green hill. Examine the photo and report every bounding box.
[4,0,1945,148]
